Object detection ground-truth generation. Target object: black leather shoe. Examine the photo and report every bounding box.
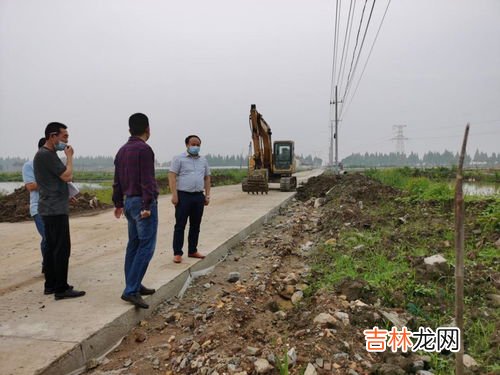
[140,285,156,295]
[44,285,73,295]
[54,288,85,300]
[121,294,149,309]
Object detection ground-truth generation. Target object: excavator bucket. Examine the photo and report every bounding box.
[242,169,269,194]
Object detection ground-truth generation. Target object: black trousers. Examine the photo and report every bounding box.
[42,215,71,293]
[173,191,205,256]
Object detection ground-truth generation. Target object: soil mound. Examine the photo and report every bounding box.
[0,187,112,223]
[297,173,401,203]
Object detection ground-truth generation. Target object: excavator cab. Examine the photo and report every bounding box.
[273,141,294,171]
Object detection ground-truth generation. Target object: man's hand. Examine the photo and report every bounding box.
[25,182,38,192]
[114,207,123,219]
[204,196,210,206]
[69,196,78,204]
[140,210,151,219]
[64,145,74,158]
[171,195,178,206]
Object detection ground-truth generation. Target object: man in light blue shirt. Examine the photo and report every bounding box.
[22,138,48,272]
[168,135,211,263]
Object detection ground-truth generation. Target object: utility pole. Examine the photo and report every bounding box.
[329,119,334,169]
[330,85,342,173]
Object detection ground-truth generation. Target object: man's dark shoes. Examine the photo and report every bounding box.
[139,286,156,295]
[121,294,149,309]
[44,285,73,295]
[54,288,85,300]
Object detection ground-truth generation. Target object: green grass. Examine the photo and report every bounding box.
[0,172,22,182]
[77,169,248,205]
[373,166,500,183]
[465,318,498,367]
[305,172,499,373]
[274,349,289,375]
[365,168,454,202]
[477,199,500,232]
[210,168,248,185]
[72,171,114,181]
[79,187,113,205]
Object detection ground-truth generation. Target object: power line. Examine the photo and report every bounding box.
[336,0,355,94]
[335,0,342,83]
[340,0,391,120]
[330,0,340,94]
[342,0,368,102]
[341,0,377,107]
[408,130,500,140]
[407,119,500,131]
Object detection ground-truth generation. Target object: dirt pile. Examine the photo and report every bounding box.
[0,187,112,223]
[297,173,400,204]
[0,187,30,222]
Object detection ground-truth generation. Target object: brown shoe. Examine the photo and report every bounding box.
[173,255,182,263]
[188,252,206,259]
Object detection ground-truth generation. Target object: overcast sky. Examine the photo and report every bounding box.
[1,0,499,163]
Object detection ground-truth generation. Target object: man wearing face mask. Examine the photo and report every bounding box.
[34,122,86,300]
[112,113,159,309]
[168,135,211,263]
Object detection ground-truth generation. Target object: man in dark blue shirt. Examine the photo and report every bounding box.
[113,113,159,309]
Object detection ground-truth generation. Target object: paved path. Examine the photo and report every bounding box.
[0,170,321,375]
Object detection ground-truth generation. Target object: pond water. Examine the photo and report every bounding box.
[461,182,499,196]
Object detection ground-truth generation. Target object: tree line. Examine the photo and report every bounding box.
[0,153,323,172]
[341,150,500,168]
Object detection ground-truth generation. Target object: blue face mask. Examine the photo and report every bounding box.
[188,146,200,155]
[55,142,67,151]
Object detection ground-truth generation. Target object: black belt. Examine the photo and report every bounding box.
[178,190,203,195]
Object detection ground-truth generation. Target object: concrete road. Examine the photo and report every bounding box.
[0,170,321,375]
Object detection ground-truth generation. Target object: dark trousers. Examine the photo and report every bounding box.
[42,215,71,293]
[173,191,205,256]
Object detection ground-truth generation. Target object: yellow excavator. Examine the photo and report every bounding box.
[242,104,297,194]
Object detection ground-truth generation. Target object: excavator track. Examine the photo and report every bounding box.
[279,176,297,192]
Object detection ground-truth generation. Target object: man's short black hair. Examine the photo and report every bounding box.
[44,122,67,139]
[37,137,46,149]
[129,113,149,136]
[185,135,201,145]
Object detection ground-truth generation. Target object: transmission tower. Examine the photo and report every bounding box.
[391,125,408,154]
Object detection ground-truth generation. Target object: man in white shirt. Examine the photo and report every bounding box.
[168,135,211,263]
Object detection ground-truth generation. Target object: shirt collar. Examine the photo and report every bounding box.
[128,136,146,143]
